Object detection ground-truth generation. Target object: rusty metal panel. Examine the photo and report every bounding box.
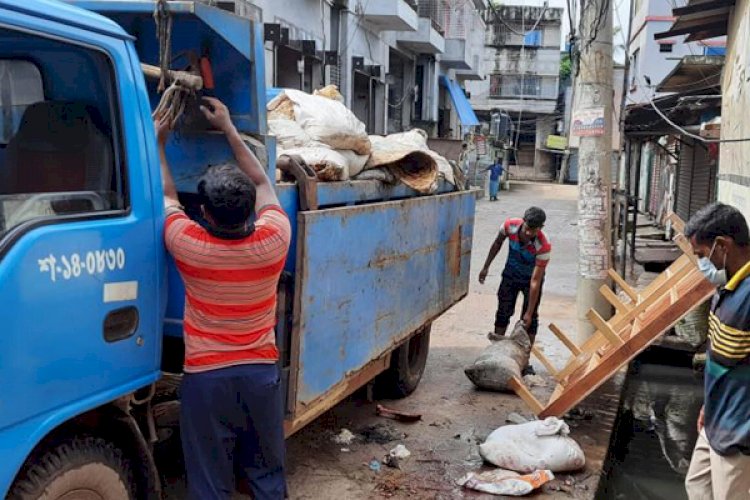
[292,191,475,410]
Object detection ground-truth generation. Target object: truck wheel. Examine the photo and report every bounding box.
[10,437,134,500]
[378,324,431,398]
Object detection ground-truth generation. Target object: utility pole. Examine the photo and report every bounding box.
[572,0,614,337]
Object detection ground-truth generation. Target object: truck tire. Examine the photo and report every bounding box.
[378,324,431,398]
[10,437,134,500]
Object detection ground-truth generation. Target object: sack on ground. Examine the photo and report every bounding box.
[479,417,586,473]
[464,322,531,391]
[457,468,554,496]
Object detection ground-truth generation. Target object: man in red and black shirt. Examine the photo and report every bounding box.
[157,98,290,499]
[479,207,551,374]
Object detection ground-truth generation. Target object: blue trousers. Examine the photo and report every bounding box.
[489,179,500,199]
[180,363,287,500]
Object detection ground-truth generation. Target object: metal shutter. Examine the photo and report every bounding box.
[675,139,718,221]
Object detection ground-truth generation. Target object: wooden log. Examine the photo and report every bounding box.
[141,63,203,90]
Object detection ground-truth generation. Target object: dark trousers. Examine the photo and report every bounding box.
[494,276,542,343]
[180,363,287,500]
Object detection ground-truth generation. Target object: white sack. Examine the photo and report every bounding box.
[268,119,310,150]
[282,89,371,155]
[279,146,349,182]
[479,417,586,473]
[338,149,369,178]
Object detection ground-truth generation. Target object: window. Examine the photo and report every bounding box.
[630,49,640,91]
[659,44,673,53]
[523,30,542,47]
[704,46,726,56]
[0,27,126,241]
[489,74,552,98]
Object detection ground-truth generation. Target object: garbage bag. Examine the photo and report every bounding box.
[479,417,586,473]
[464,322,531,391]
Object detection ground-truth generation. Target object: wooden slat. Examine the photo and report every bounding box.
[667,212,686,233]
[600,285,632,314]
[578,262,695,354]
[549,323,583,356]
[608,269,639,302]
[556,352,591,381]
[508,377,544,415]
[587,309,625,347]
[550,384,565,402]
[538,272,716,418]
[531,346,561,381]
[559,265,693,381]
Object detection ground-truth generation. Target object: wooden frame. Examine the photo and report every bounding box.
[511,215,716,417]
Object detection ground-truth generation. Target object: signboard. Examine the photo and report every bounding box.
[572,107,605,137]
[475,135,487,155]
[546,135,568,150]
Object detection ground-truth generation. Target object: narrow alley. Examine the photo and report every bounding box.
[283,183,622,499]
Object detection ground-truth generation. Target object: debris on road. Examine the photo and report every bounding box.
[369,459,382,473]
[376,404,422,423]
[384,444,412,469]
[359,423,405,444]
[479,417,586,473]
[457,468,555,496]
[464,322,531,391]
[333,428,356,446]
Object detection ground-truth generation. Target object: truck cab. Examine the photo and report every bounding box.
[0,1,476,497]
[0,1,165,496]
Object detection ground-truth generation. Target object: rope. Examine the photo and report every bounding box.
[154,0,172,93]
[152,0,194,129]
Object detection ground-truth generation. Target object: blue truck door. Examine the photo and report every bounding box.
[0,13,163,485]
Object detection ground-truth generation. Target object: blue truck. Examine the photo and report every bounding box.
[0,0,476,497]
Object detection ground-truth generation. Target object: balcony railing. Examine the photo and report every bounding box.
[417,0,448,35]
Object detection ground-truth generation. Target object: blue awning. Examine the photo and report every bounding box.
[439,76,479,127]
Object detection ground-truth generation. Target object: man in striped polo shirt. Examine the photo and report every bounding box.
[478,207,551,375]
[157,97,291,499]
[684,203,750,499]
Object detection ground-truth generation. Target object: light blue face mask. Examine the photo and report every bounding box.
[698,241,727,287]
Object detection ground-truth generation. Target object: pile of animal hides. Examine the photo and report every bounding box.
[267,85,455,193]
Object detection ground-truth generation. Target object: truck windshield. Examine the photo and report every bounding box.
[0,27,126,243]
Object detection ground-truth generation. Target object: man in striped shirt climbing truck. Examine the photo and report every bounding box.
[157,97,291,500]
[684,203,750,500]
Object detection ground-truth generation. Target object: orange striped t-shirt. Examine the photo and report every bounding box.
[164,205,291,373]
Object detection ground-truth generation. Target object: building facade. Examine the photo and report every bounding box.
[627,0,726,106]
[230,0,486,139]
[466,0,564,180]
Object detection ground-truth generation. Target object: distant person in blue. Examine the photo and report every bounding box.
[683,203,750,500]
[486,157,504,201]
